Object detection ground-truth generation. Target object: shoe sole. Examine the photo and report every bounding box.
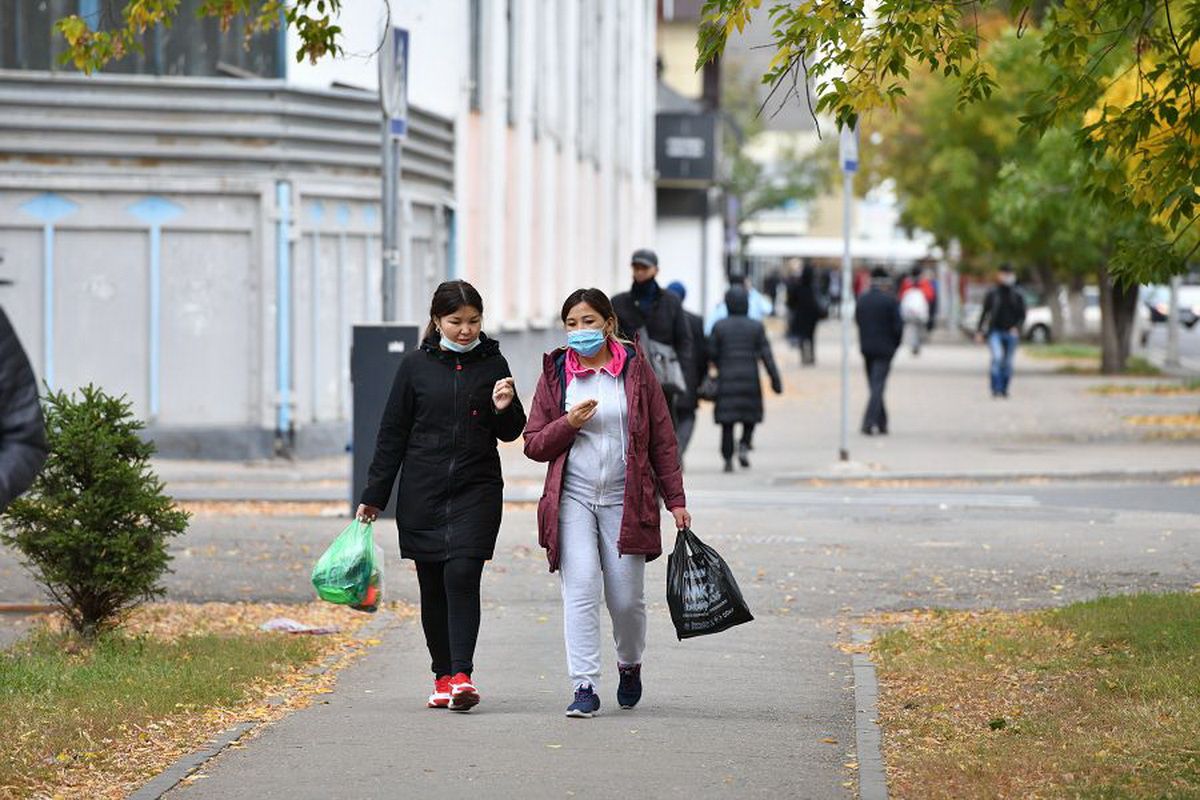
[565,708,597,718]
[449,689,479,712]
[427,696,450,709]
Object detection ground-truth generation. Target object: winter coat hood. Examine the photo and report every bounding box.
[725,287,750,316]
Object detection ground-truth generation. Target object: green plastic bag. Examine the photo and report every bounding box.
[311,520,383,611]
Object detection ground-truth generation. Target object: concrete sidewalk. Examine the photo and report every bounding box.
[153,333,1200,504]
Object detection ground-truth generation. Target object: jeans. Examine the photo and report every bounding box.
[987,330,1019,395]
[862,355,893,433]
[721,422,756,461]
[415,557,486,677]
[558,495,646,691]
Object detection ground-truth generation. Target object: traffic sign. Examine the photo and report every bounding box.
[839,124,859,174]
[379,27,409,139]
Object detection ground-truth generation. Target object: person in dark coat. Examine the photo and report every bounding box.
[709,287,783,473]
[611,249,695,421]
[524,288,689,718]
[854,268,904,435]
[975,265,1027,398]
[357,280,527,713]
[0,307,47,512]
[665,280,706,457]
[787,262,823,366]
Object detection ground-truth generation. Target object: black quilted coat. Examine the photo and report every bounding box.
[0,307,47,513]
[708,288,782,425]
[359,334,527,561]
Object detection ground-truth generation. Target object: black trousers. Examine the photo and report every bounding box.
[721,422,757,461]
[415,557,486,678]
[676,407,696,455]
[862,355,893,433]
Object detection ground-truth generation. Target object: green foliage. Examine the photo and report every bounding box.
[0,386,189,639]
[698,0,1200,282]
[56,0,343,74]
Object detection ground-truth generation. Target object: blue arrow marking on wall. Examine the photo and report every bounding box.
[129,196,184,419]
[20,193,80,389]
[336,204,351,227]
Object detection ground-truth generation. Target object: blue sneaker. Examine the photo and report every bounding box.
[617,663,642,709]
[566,685,600,718]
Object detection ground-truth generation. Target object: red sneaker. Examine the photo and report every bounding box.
[427,675,452,709]
[448,672,479,712]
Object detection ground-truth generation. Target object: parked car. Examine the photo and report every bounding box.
[1145,285,1200,328]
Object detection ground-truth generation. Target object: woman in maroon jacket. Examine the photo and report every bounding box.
[524,288,690,718]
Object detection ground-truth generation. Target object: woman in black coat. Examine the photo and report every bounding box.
[356,280,526,713]
[709,287,783,472]
[787,263,822,365]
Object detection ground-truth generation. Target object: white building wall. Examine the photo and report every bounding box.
[292,1,658,331]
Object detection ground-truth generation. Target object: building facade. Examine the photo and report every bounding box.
[0,0,659,457]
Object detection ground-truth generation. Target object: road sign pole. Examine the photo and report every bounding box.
[838,125,858,463]
[379,27,409,323]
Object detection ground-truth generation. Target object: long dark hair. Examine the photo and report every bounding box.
[425,280,484,340]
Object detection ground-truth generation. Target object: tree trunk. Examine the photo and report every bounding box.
[1066,273,1087,339]
[1097,266,1139,374]
[1034,263,1064,342]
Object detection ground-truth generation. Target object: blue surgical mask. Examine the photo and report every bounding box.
[567,329,607,357]
[440,334,481,354]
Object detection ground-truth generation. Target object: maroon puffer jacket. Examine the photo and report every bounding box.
[523,342,686,572]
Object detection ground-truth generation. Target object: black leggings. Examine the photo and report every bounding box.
[721,422,757,461]
[414,558,486,678]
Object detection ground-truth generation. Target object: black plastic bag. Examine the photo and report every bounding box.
[666,528,754,640]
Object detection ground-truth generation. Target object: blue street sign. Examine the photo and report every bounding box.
[380,27,409,140]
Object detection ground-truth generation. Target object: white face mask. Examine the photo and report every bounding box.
[1000,274,1017,287]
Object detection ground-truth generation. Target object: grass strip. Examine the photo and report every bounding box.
[0,602,390,800]
[871,593,1200,799]
[1091,380,1200,395]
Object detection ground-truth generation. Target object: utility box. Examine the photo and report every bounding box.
[351,323,421,518]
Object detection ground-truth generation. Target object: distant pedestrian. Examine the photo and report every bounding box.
[854,268,903,435]
[611,249,694,423]
[524,288,690,719]
[0,307,47,513]
[975,265,1027,398]
[899,269,931,356]
[709,286,783,472]
[356,280,527,713]
[665,281,707,457]
[705,274,773,335]
[786,262,823,365]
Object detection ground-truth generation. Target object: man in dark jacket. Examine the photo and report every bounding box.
[665,281,707,457]
[975,265,1027,398]
[0,307,47,512]
[854,268,903,436]
[611,249,695,421]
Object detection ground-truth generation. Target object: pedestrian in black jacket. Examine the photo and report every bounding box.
[975,265,1027,398]
[665,281,706,457]
[709,287,783,473]
[786,262,823,366]
[854,268,904,435]
[0,308,47,512]
[611,249,695,420]
[356,280,527,713]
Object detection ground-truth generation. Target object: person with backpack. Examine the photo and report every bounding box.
[524,288,690,719]
[611,249,695,423]
[708,286,783,472]
[975,265,1028,398]
[356,280,527,713]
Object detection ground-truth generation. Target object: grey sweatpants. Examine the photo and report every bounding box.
[558,494,647,691]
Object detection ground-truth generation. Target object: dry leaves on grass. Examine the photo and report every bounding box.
[178,501,347,518]
[9,601,415,800]
[1124,414,1200,429]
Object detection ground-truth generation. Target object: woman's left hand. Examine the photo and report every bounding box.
[492,377,516,412]
[671,507,691,530]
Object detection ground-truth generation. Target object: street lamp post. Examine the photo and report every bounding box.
[379,27,409,322]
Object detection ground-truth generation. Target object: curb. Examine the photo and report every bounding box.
[772,468,1200,487]
[128,612,398,799]
[852,630,888,800]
